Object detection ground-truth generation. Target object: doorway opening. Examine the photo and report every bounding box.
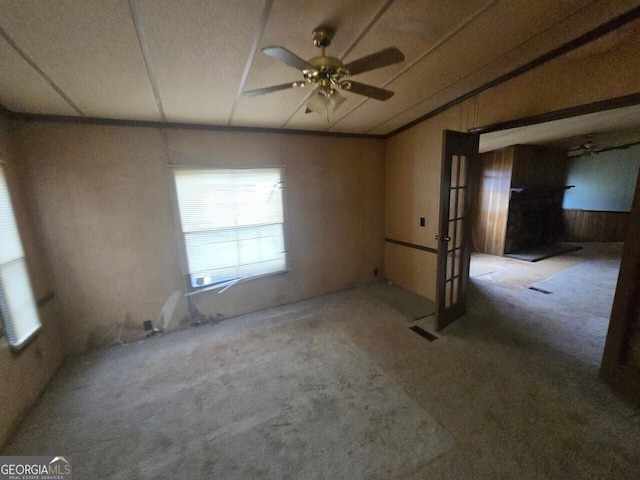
[469,103,640,368]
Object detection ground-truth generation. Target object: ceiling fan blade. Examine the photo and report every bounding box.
[262,46,315,71]
[343,47,404,76]
[594,140,640,154]
[568,149,586,158]
[342,81,394,101]
[243,82,301,97]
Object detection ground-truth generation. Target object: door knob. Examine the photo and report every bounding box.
[435,235,451,241]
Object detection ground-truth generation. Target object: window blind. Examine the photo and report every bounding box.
[173,168,287,290]
[0,166,41,347]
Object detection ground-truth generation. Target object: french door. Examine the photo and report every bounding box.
[435,130,479,331]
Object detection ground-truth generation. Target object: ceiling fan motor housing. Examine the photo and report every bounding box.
[312,27,334,48]
[304,55,347,93]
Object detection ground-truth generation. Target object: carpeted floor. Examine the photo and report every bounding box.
[529,257,621,318]
[3,244,640,478]
[360,281,436,321]
[504,242,583,262]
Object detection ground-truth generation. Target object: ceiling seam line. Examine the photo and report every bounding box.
[365,1,598,134]
[227,0,275,126]
[338,0,396,61]
[0,25,85,117]
[327,0,501,133]
[364,0,618,134]
[279,0,396,130]
[384,5,640,138]
[128,0,167,122]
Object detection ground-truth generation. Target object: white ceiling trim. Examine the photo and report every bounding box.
[279,0,396,129]
[325,0,501,133]
[227,0,275,126]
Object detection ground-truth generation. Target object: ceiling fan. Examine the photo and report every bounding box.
[243,27,405,115]
[568,134,604,157]
[568,133,640,157]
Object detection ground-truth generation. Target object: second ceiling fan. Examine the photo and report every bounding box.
[243,27,405,114]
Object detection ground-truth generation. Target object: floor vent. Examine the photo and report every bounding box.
[528,286,553,294]
[409,325,438,342]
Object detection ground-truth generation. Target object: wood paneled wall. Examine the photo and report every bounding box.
[473,144,568,255]
[473,148,513,255]
[562,209,629,241]
[510,145,568,189]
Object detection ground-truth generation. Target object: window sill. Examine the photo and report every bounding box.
[185,269,291,297]
[0,326,41,357]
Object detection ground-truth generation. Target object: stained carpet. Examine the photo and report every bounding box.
[360,282,436,321]
[504,243,583,262]
[2,293,451,479]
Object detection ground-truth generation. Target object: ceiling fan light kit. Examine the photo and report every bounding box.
[307,88,346,114]
[243,26,405,119]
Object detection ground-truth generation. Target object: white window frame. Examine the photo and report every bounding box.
[0,163,41,350]
[171,165,289,294]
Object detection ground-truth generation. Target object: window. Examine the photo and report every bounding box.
[173,167,287,292]
[0,165,41,348]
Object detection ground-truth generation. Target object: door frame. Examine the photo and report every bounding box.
[601,169,640,403]
[469,95,640,402]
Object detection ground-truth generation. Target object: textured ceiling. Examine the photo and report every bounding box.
[0,0,638,134]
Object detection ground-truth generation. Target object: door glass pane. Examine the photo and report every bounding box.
[451,155,459,187]
[459,156,468,187]
[457,188,466,219]
[448,219,456,254]
[451,249,456,279]
[445,280,452,308]
[454,248,461,277]
[449,189,456,220]
[446,251,453,281]
[455,219,464,248]
[452,279,459,304]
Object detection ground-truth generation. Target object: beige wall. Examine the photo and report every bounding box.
[0,116,65,448]
[385,100,477,299]
[476,18,640,128]
[384,20,640,301]
[12,122,386,354]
